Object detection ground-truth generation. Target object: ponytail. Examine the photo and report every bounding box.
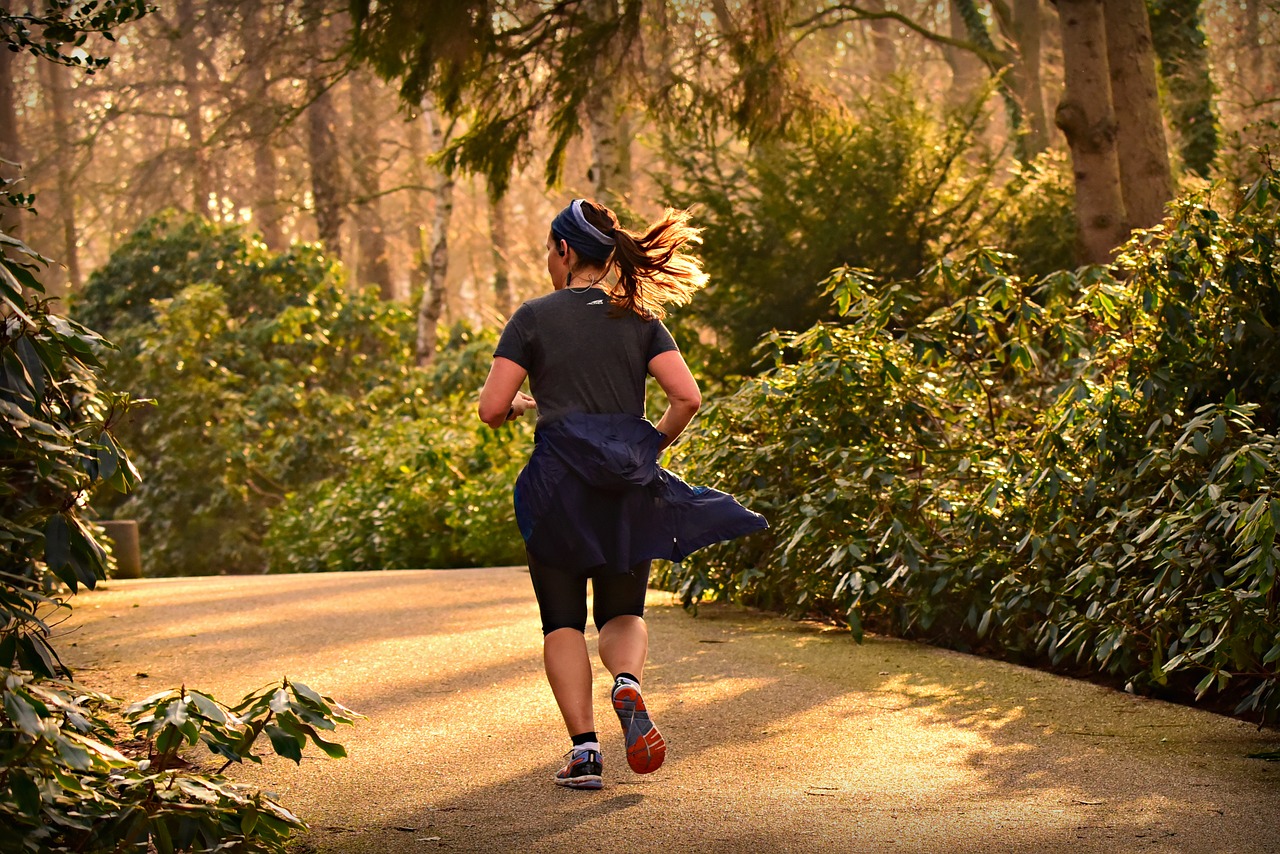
[578,201,708,320]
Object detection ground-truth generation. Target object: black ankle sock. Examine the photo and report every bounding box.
[615,672,639,686]
[571,731,598,747]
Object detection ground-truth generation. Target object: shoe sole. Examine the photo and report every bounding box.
[554,774,603,790]
[612,685,665,774]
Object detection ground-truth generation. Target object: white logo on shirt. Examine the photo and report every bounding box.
[588,299,604,305]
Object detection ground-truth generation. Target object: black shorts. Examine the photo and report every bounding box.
[526,550,651,635]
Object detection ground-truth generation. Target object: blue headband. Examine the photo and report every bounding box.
[551,199,615,263]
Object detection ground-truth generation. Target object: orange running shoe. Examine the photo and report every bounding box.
[611,678,665,774]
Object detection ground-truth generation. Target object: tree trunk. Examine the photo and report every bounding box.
[1103,0,1172,229]
[0,45,24,239]
[405,108,426,303]
[865,0,897,81]
[954,0,1025,157]
[348,70,392,297]
[583,0,630,205]
[488,186,512,317]
[1011,0,1049,157]
[1054,0,1129,265]
[1243,0,1264,100]
[242,0,284,249]
[307,80,344,255]
[946,0,984,107]
[1148,0,1218,179]
[417,111,454,367]
[177,0,212,215]
[39,61,80,293]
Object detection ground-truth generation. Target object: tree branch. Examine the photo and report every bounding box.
[791,3,1008,68]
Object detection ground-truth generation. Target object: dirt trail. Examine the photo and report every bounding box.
[63,568,1279,853]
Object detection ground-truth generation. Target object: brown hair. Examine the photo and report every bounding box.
[578,200,708,320]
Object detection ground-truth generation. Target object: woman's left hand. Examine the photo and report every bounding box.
[508,391,537,420]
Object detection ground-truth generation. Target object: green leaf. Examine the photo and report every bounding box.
[44,514,71,571]
[265,724,304,763]
[10,771,40,817]
[187,691,228,725]
[306,729,348,759]
[269,687,290,714]
[153,816,175,854]
[5,691,44,737]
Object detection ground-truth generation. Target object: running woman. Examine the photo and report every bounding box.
[478,198,766,790]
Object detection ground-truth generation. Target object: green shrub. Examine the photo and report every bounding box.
[1,669,358,853]
[659,87,1003,377]
[1,225,138,674]
[2,212,358,853]
[264,387,531,573]
[76,214,416,574]
[665,167,1280,721]
[980,148,1078,279]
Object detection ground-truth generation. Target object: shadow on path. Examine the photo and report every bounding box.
[63,570,1280,854]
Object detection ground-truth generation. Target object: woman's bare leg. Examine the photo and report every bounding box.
[543,627,595,736]
[598,615,648,682]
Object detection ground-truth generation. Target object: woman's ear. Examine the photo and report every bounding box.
[557,239,568,258]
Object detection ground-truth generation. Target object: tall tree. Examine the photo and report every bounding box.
[946,0,984,106]
[307,80,344,254]
[1149,0,1218,178]
[1010,0,1049,157]
[0,44,23,238]
[1243,0,1264,99]
[488,185,512,317]
[865,0,898,81]
[1103,0,1173,228]
[304,1,346,257]
[952,0,1025,158]
[583,0,632,203]
[176,0,212,215]
[417,110,454,366]
[38,61,81,292]
[241,0,284,249]
[348,68,393,296]
[1054,0,1129,264]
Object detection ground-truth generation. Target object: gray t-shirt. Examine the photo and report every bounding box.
[493,288,679,426]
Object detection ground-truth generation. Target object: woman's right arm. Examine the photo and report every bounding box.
[649,350,701,450]
[478,357,534,429]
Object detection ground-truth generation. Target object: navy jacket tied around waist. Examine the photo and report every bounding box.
[514,413,768,574]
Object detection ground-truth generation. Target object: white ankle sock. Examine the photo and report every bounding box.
[573,741,600,753]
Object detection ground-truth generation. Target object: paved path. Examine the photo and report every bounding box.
[63,568,1278,853]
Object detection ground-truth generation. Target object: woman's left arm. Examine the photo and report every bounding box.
[478,357,535,428]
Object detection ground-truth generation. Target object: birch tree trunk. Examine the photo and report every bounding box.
[39,61,80,293]
[1011,0,1049,157]
[1054,0,1129,265]
[177,0,212,215]
[417,110,454,367]
[348,70,392,298]
[1103,0,1172,229]
[0,46,24,239]
[583,0,630,205]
